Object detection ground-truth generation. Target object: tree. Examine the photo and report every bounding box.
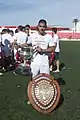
[72,18,79,32]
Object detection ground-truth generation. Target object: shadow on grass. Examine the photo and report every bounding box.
[54,94,64,111]
[52,77,65,112]
[55,77,66,86]
[59,62,65,71]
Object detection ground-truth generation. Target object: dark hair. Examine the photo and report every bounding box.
[2,29,7,33]
[23,26,25,30]
[10,30,14,35]
[18,25,23,31]
[15,29,18,33]
[7,29,11,33]
[10,30,14,34]
[1,29,10,34]
[52,27,57,33]
[25,24,30,28]
[38,19,47,27]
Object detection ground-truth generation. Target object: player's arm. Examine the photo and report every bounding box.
[36,35,56,53]
[19,43,28,47]
[42,46,55,53]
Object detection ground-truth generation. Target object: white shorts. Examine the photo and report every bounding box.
[31,62,50,78]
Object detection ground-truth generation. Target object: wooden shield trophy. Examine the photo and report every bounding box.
[27,73,60,114]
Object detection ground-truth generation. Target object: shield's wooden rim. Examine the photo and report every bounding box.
[27,73,61,114]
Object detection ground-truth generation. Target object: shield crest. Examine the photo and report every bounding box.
[27,73,60,114]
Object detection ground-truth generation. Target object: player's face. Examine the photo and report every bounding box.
[38,23,46,35]
[25,27,30,34]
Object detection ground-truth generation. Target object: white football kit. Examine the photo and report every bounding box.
[13,31,27,57]
[14,31,27,45]
[53,34,60,52]
[27,32,55,77]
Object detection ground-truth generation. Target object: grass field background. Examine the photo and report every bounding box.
[0,41,80,120]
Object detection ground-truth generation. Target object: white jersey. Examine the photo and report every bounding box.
[0,35,2,55]
[14,31,27,45]
[53,34,60,52]
[27,32,55,65]
[0,35,1,52]
[0,34,1,42]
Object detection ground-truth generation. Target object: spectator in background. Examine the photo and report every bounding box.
[1,29,12,71]
[0,35,3,75]
[25,24,30,36]
[14,25,28,48]
[25,24,31,42]
[9,30,15,63]
[52,27,60,72]
[13,25,28,61]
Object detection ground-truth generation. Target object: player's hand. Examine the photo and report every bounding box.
[14,45,19,50]
[36,46,42,53]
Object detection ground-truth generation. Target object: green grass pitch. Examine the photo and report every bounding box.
[0,41,80,120]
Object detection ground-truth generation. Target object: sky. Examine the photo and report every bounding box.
[0,0,80,28]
